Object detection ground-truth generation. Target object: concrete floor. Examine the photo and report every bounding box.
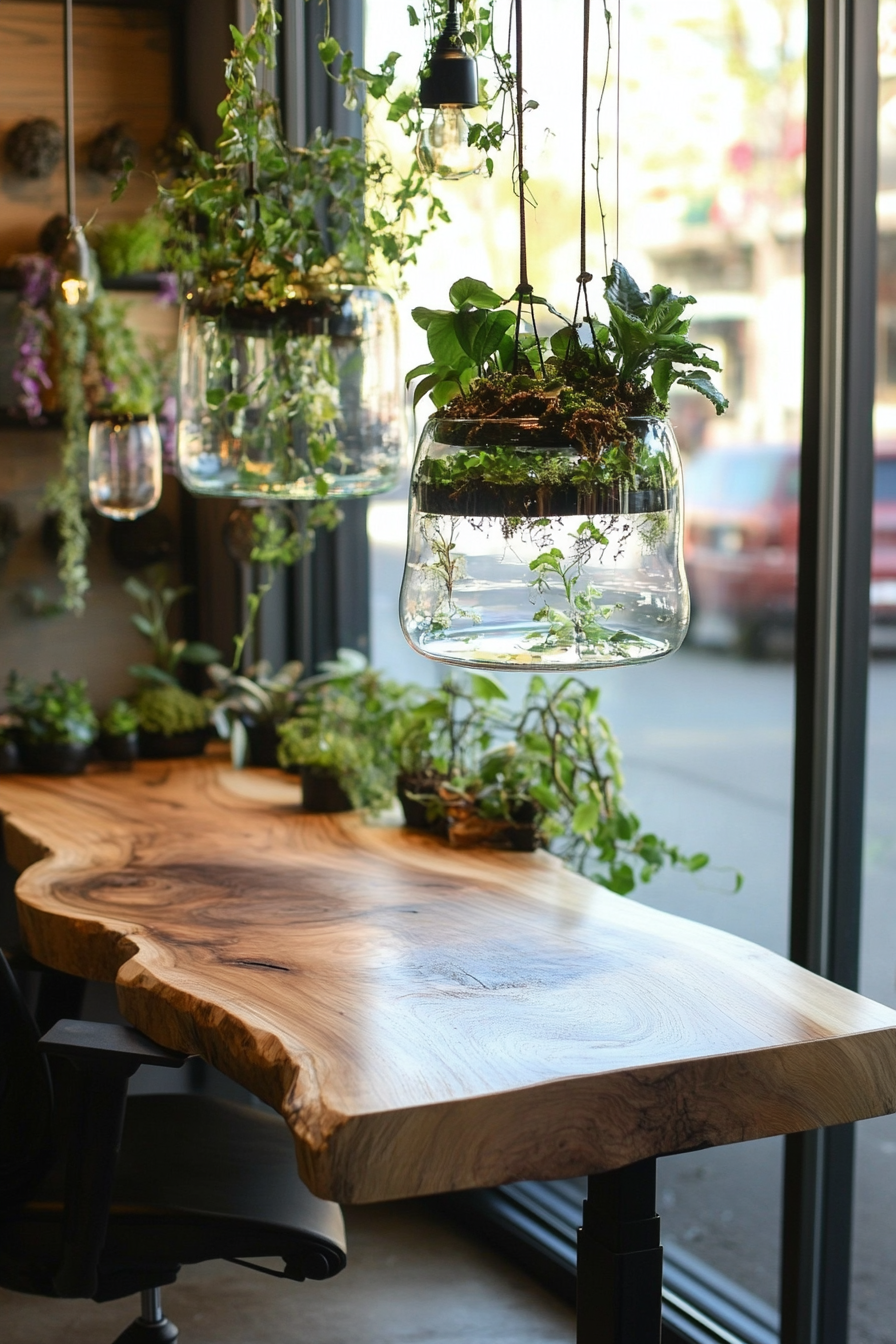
[0,1201,575,1344]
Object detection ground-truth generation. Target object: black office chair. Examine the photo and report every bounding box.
[0,950,346,1342]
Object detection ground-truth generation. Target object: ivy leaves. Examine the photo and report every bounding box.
[603,261,728,415]
[408,276,516,406]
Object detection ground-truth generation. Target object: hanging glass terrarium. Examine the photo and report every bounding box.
[401,414,687,668]
[177,288,401,500]
[88,413,163,520]
[399,0,727,671]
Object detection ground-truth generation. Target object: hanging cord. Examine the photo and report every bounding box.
[616,0,621,263]
[570,0,598,356]
[63,0,76,222]
[511,0,545,376]
[595,2,613,277]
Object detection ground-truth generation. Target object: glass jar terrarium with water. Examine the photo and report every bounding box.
[400,414,688,669]
[177,288,402,499]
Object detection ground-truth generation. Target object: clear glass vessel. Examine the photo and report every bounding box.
[400,415,689,669]
[88,413,162,520]
[176,288,402,500]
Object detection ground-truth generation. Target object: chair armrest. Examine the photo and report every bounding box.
[40,1019,188,1073]
[39,1021,188,1298]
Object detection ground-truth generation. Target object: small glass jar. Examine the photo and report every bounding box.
[399,415,689,670]
[176,288,402,500]
[88,413,162,520]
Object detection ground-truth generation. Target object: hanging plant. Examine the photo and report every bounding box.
[11,246,172,614]
[145,0,517,515]
[399,0,728,670]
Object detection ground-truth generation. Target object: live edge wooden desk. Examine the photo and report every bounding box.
[3,759,896,1343]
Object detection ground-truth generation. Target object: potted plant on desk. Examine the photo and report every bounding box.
[125,572,219,760]
[97,699,140,763]
[208,659,304,767]
[276,651,399,813]
[4,672,98,775]
[391,671,510,835]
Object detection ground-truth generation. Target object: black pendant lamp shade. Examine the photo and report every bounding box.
[419,3,479,108]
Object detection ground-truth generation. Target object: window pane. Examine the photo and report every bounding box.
[367,0,805,1315]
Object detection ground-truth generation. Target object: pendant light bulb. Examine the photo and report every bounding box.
[415,106,484,180]
[58,219,94,306]
[416,1,484,181]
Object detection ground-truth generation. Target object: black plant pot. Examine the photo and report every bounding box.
[242,717,282,768]
[18,741,92,776]
[138,728,209,760]
[397,773,448,836]
[99,731,139,763]
[300,767,352,814]
[0,740,20,773]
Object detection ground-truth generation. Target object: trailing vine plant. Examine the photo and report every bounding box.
[11,248,170,615]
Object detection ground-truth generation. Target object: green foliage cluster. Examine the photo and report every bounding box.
[265,655,720,896]
[100,699,140,737]
[156,1,496,310]
[408,264,728,489]
[392,672,715,895]
[5,671,98,746]
[134,685,209,737]
[208,658,304,766]
[90,216,168,278]
[17,253,170,616]
[276,650,402,812]
[125,570,220,688]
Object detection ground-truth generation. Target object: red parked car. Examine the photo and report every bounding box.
[683,443,896,655]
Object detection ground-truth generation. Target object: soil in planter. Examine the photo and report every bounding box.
[18,741,92,775]
[397,773,449,835]
[138,728,209,760]
[414,479,673,519]
[300,767,352,814]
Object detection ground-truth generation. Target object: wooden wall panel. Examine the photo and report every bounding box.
[0,3,174,262]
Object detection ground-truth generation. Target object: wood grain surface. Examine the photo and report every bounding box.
[3,758,896,1204]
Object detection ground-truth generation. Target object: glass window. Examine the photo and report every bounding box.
[367,0,805,1316]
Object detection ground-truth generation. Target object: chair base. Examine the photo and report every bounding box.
[112,1317,178,1343]
[112,1290,178,1344]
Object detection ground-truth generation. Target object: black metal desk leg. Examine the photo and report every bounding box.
[577,1158,663,1344]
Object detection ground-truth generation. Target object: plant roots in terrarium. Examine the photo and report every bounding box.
[399,416,689,669]
[177,289,402,500]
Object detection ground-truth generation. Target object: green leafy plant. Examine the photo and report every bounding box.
[229,509,329,673]
[5,671,98,746]
[90,216,167,278]
[276,650,401,812]
[208,658,304,766]
[390,671,724,894]
[156,3,445,309]
[13,252,170,615]
[125,569,220,688]
[134,684,209,737]
[409,263,727,431]
[100,698,140,737]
